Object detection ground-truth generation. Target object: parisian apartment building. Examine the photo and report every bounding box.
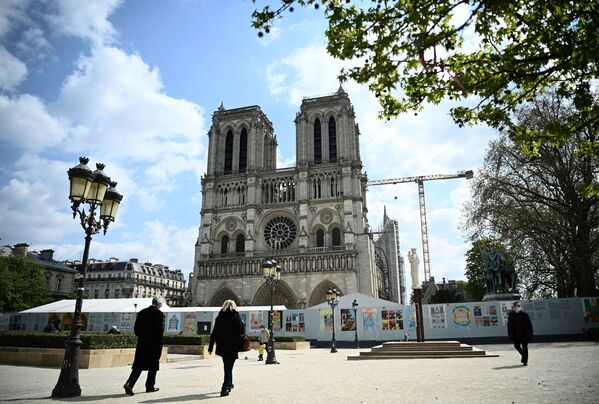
[70,258,188,307]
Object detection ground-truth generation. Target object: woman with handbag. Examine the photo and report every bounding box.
[208,300,245,396]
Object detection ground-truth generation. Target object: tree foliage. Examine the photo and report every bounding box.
[428,287,462,304]
[252,0,599,190]
[0,256,52,312]
[463,92,599,297]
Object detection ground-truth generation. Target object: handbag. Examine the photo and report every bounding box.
[240,335,250,352]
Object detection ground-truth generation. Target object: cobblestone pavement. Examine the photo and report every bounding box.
[0,342,597,403]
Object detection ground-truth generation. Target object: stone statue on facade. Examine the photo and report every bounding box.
[408,248,420,289]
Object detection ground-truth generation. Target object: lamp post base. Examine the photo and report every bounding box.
[51,339,82,398]
[265,340,278,364]
[330,339,337,353]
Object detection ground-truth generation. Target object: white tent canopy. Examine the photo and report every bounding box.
[310,292,400,310]
[20,298,162,313]
[20,299,287,314]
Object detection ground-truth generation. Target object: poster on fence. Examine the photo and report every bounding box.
[381,310,403,331]
[250,311,263,330]
[362,308,377,332]
[451,305,472,327]
[473,305,498,327]
[184,313,196,333]
[167,313,182,333]
[285,312,306,332]
[120,312,133,332]
[584,298,599,322]
[429,305,447,328]
[272,311,282,332]
[341,309,356,331]
[320,309,333,333]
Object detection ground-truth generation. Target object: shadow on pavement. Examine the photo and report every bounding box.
[492,365,525,370]
[53,393,126,401]
[140,392,220,402]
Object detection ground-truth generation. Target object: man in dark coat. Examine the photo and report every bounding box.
[507,301,534,366]
[208,300,244,397]
[123,297,165,396]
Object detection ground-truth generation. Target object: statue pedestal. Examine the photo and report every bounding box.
[482,292,521,302]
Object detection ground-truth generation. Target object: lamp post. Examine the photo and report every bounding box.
[352,299,359,349]
[52,157,122,398]
[326,288,340,353]
[262,258,281,365]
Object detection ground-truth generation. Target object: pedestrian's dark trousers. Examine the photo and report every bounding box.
[513,341,528,364]
[222,356,236,389]
[126,368,157,389]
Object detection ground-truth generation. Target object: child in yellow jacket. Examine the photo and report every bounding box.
[257,343,266,361]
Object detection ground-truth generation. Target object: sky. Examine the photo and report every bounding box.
[0,0,497,289]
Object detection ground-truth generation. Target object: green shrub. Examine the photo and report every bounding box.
[0,332,137,349]
[163,334,210,346]
[247,335,305,342]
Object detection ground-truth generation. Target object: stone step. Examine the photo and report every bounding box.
[348,353,499,360]
[373,345,473,352]
[381,341,462,348]
[360,350,486,357]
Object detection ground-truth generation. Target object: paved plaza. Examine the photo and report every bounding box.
[0,342,597,403]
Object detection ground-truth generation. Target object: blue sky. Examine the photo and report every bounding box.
[0,0,496,288]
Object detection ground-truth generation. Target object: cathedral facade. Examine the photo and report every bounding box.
[192,87,402,308]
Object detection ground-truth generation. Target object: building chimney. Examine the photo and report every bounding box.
[130,258,138,263]
[109,257,119,263]
[13,243,29,256]
[40,249,55,261]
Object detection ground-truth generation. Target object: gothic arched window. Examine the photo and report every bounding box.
[332,227,341,247]
[235,234,245,253]
[314,119,322,163]
[239,128,248,173]
[328,116,337,162]
[221,235,229,255]
[316,229,324,247]
[224,130,233,174]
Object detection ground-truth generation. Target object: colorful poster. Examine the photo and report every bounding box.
[406,306,417,329]
[250,312,263,331]
[320,308,333,333]
[166,313,181,333]
[381,310,403,331]
[362,308,377,332]
[120,312,133,332]
[285,312,305,333]
[240,312,248,328]
[584,298,599,323]
[340,309,356,331]
[451,305,472,327]
[429,305,447,328]
[473,305,498,327]
[184,313,196,333]
[272,311,282,332]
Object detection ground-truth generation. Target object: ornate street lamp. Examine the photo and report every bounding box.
[52,157,122,398]
[326,288,341,353]
[352,298,359,349]
[262,258,281,365]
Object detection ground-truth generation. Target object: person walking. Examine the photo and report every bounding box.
[208,300,244,397]
[258,325,270,361]
[124,296,165,396]
[507,301,533,366]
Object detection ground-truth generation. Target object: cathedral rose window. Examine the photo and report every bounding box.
[264,216,297,249]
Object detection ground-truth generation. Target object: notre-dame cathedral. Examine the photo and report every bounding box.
[192,86,405,308]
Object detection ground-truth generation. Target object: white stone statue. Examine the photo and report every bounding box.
[408,248,421,289]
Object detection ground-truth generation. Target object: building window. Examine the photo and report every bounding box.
[239,128,248,173]
[328,116,337,162]
[94,290,99,299]
[235,234,245,253]
[224,130,233,174]
[221,235,229,254]
[314,119,322,163]
[56,277,62,292]
[316,229,324,247]
[332,227,341,247]
[114,290,119,298]
[105,289,110,299]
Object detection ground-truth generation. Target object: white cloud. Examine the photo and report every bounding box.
[0,45,27,90]
[48,0,123,45]
[0,93,69,149]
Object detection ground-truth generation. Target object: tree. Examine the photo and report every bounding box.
[463,92,599,297]
[428,288,462,304]
[0,256,52,312]
[252,0,599,192]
